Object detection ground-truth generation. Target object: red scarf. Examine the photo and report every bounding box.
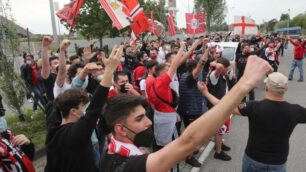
[108,137,145,157]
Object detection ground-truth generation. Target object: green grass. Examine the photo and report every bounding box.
[5,109,46,149]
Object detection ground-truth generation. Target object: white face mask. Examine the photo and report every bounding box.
[26,60,32,65]
[96,74,104,81]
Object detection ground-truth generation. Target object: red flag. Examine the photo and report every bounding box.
[121,0,149,36]
[186,12,205,34]
[167,15,176,36]
[99,0,130,30]
[56,0,85,28]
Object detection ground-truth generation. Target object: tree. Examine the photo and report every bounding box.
[274,20,288,29]
[280,13,289,21]
[194,0,227,31]
[142,0,167,28]
[0,0,26,121]
[73,0,128,47]
[290,13,306,29]
[210,22,229,32]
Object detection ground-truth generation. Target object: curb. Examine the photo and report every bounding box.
[190,141,215,172]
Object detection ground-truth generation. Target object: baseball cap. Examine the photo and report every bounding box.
[264,72,288,93]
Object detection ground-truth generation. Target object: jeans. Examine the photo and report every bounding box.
[243,154,286,172]
[288,59,304,80]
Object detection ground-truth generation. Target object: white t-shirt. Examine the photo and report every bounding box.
[139,79,147,97]
[170,73,179,95]
[53,82,72,98]
[157,47,165,63]
[209,70,228,92]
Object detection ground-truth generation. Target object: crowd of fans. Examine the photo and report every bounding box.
[0,32,305,171]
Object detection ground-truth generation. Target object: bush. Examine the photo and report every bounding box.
[5,109,46,149]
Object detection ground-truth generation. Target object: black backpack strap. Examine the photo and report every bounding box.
[152,81,173,107]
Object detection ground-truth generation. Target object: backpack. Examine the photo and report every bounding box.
[0,138,35,172]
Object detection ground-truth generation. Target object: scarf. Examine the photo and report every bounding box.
[108,137,145,157]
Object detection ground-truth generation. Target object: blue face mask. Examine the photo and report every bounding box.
[0,117,7,133]
[26,60,32,65]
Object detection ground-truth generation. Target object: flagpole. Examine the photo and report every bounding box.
[49,0,58,43]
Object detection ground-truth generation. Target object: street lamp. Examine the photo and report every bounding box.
[287,9,290,35]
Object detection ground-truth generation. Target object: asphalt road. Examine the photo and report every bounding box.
[200,45,306,172]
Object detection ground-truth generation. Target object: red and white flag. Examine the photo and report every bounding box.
[167,15,176,36]
[56,0,85,28]
[186,12,205,34]
[232,16,258,35]
[121,0,149,36]
[99,0,131,30]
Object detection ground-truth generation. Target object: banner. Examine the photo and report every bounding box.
[167,15,176,36]
[232,16,258,35]
[99,0,131,30]
[121,0,149,36]
[56,0,85,28]
[185,13,205,34]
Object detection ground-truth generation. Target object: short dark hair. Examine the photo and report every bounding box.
[103,94,150,132]
[145,60,158,70]
[154,63,168,76]
[186,60,198,73]
[113,71,128,82]
[216,57,230,68]
[165,52,174,62]
[69,54,80,62]
[49,56,59,64]
[77,47,84,57]
[26,54,34,59]
[137,51,147,61]
[67,62,85,82]
[55,89,89,118]
[150,47,158,52]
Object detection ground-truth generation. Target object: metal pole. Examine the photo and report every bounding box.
[49,0,58,43]
[26,28,30,52]
[287,9,290,35]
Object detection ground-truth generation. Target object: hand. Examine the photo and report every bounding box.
[180,41,186,48]
[83,46,96,60]
[60,39,70,51]
[84,63,102,74]
[125,83,134,91]
[197,81,208,94]
[42,36,53,47]
[105,45,123,71]
[190,39,201,50]
[240,55,273,89]
[13,134,30,146]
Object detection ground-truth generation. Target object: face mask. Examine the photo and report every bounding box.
[96,74,104,82]
[120,84,128,93]
[0,117,7,133]
[123,125,154,147]
[26,60,32,65]
[250,48,254,52]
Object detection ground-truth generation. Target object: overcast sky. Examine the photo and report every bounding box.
[10,0,306,34]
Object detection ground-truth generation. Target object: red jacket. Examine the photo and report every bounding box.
[289,38,306,59]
